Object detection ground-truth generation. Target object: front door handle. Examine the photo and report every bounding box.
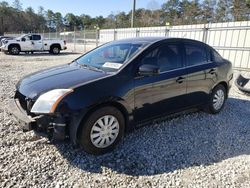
[176,77,185,84]
[209,68,216,75]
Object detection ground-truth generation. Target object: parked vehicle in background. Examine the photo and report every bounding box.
[0,34,67,55]
[8,37,233,155]
[0,36,14,50]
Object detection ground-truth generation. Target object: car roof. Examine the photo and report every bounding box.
[111,37,206,46]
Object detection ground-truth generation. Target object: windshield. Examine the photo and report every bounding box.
[17,34,27,39]
[76,42,147,72]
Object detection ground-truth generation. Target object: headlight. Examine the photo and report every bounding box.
[3,40,8,44]
[31,89,73,114]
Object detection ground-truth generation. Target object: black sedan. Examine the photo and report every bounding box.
[8,37,233,155]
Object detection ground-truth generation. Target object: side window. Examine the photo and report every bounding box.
[185,43,207,66]
[212,49,223,62]
[141,43,183,72]
[31,35,41,41]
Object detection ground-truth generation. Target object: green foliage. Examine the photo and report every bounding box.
[0,0,250,35]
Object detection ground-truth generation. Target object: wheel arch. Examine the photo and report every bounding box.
[8,43,21,51]
[50,43,62,50]
[214,81,229,98]
[75,100,131,144]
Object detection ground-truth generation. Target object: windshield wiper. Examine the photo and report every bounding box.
[80,64,105,73]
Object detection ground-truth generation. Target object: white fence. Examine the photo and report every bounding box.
[99,21,250,70]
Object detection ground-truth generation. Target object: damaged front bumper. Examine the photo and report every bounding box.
[7,99,36,131]
[6,98,67,140]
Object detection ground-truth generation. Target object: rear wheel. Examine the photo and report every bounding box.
[206,84,227,114]
[79,106,125,155]
[9,45,20,55]
[50,45,60,55]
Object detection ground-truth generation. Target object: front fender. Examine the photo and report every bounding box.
[65,97,134,145]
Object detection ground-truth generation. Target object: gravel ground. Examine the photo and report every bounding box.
[1,52,250,187]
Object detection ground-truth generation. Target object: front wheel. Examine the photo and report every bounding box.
[79,106,125,155]
[9,46,20,55]
[207,84,227,114]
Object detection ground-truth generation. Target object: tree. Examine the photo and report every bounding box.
[12,0,22,11]
[215,0,233,22]
[201,0,217,23]
[64,13,82,30]
[54,12,64,31]
[37,6,45,16]
[179,0,201,24]
[0,0,250,34]
[162,0,181,25]
[46,10,56,31]
[232,0,250,21]
[115,12,130,28]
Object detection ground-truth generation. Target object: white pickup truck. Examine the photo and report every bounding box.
[0,34,67,55]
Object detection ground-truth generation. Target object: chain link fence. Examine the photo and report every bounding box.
[4,30,99,53]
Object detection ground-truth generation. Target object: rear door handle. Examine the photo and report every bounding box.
[176,77,185,84]
[209,69,216,75]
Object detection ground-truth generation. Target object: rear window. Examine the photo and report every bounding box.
[185,43,207,66]
[31,35,41,41]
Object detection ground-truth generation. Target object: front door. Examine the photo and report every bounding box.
[134,42,187,123]
[21,35,32,51]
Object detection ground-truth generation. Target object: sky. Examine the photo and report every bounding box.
[4,0,166,17]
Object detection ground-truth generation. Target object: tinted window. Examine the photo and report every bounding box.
[212,49,223,62]
[141,43,182,72]
[185,43,207,66]
[31,35,41,41]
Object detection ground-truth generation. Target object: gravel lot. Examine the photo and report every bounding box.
[1,51,250,187]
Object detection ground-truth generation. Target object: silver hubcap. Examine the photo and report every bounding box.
[213,89,225,110]
[90,115,119,148]
[53,47,59,54]
[12,47,19,54]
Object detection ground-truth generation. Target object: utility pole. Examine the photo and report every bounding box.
[0,17,3,35]
[131,0,136,28]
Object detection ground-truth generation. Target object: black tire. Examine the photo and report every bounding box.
[79,106,125,155]
[50,45,60,55]
[9,45,20,55]
[206,84,227,114]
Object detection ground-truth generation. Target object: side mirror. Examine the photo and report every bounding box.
[21,38,26,42]
[138,64,160,76]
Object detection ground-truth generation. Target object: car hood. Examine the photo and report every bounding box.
[5,39,17,42]
[16,63,109,99]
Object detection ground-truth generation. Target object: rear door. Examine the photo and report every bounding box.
[184,41,218,107]
[134,41,188,122]
[31,35,43,51]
